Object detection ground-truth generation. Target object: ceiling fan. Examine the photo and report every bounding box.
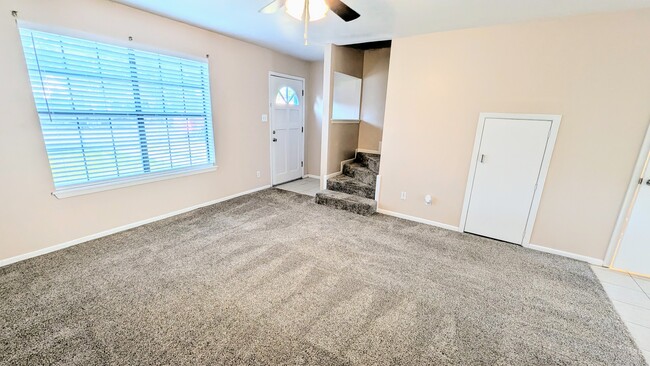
[260,0,360,23]
[260,0,360,45]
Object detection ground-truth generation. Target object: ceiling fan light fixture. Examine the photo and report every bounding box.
[285,0,329,21]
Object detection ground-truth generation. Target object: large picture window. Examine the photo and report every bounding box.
[20,28,215,196]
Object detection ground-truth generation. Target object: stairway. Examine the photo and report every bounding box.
[315,152,380,216]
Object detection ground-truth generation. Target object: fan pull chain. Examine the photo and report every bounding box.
[303,0,310,45]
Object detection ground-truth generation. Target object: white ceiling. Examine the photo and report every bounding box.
[113,0,650,61]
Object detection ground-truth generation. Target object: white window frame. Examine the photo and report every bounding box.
[19,26,217,198]
[52,165,217,199]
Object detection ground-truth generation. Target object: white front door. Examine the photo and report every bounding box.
[464,117,553,244]
[612,169,650,276]
[270,75,304,185]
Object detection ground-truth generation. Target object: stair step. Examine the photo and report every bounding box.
[355,152,381,174]
[343,162,377,187]
[315,190,377,216]
[327,175,376,200]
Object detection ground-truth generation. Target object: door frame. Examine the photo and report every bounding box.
[268,72,305,186]
[459,113,562,246]
[604,122,650,267]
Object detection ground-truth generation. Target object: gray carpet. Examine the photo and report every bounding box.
[0,188,646,365]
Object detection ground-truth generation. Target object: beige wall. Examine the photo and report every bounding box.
[305,61,323,176]
[380,9,650,260]
[359,48,391,152]
[0,0,310,261]
[326,46,363,174]
[333,46,364,78]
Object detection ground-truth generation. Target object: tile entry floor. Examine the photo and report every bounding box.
[275,177,321,197]
[591,265,650,363]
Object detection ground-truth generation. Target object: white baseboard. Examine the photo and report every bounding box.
[340,158,355,172]
[324,158,354,181]
[375,210,603,266]
[303,175,320,179]
[525,243,604,266]
[0,185,272,268]
[374,175,381,201]
[356,148,381,155]
[377,209,460,232]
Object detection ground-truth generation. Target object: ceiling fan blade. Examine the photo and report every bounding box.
[325,0,360,22]
[259,0,287,14]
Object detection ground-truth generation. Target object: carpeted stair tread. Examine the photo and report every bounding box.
[355,152,381,174]
[326,174,376,199]
[314,190,377,216]
[342,162,377,187]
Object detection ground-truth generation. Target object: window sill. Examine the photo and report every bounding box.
[331,119,360,124]
[52,165,218,199]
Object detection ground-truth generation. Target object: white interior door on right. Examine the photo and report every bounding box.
[464,117,553,244]
[612,171,650,276]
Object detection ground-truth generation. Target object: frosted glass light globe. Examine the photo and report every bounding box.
[285,0,329,21]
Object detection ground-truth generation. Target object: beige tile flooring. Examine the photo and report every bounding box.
[275,177,321,197]
[591,265,650,362]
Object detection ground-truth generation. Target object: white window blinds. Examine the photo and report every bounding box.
[20,28,216,191]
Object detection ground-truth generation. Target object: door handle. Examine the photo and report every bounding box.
[480,154,486,163]
[272,138,277,142]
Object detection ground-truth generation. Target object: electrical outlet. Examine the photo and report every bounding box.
[261,114,268,122]
[256,171,261,178]
[400,191,407,200]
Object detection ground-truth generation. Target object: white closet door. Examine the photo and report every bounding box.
[465,118,551,244]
